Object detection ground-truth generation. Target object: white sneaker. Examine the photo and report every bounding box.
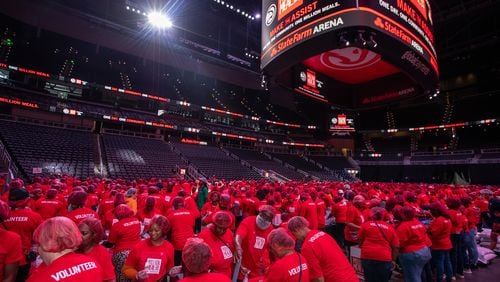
[464,268,472,274]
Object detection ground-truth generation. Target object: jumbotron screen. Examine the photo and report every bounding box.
[261,0,438,106]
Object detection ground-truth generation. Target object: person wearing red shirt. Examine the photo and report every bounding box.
[287,216,358,282]
[282,194,300,218]
[200,192,221,226]
[148,187,170,215]
[460,197,479,272]
[65,191,99,224]
[4,188,43,281]
[167,197,195,265]
[102,193,127,232]
[446,197,465,278]
[26,217,104,282]
[345,195,365,257]
[198,212,235,278]
[218,194,237,232]
[396,206,432,282]
[179,190,200,219]
[136,197,162,231]
[84,185,99,211]
[299,193,318,230]
[331,195,348,247]
[123,215,174,282]
[359,207,399,282]
[0,200,23,282]
[107,204,141,282]
[242,191,261,217]
[98,195,116,220]
[260,228,309,282]
[428,203,453,282]
[312,192,326,230]
[33,189,64,219]
[235,205,275,279]
[175,238,231,282]
[77,217,116,282]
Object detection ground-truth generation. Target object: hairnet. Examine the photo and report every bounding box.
[212,211,232,228]
[287,216,309,233]
[182,238,212,274]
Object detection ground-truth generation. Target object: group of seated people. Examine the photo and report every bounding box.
[0,175,499,282]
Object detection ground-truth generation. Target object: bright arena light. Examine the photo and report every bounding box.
[147,11,172,29]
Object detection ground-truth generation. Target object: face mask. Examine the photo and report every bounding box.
[256,215,271,230]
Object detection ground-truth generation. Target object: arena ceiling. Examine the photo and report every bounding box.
[19,0,500,112]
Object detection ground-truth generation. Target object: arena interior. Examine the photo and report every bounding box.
[0,0,500,282]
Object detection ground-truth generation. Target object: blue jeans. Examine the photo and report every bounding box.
[361,259,393,282]
[450,233,464,275]
[462,229,479,267]
[399,247,432,282]
[432,250,453,282]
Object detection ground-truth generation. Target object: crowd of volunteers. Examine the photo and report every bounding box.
[0,175,499,282]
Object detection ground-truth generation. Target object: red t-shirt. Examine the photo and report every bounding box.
[359,221,399,262]
[81,245,115,281]
[264,252,309,282]
[124,239,174,282]
[167,208,195,250]
[299,200,318,230]
[396,219,431,253]
[4,208,43,265]
[301,230,358,281]
[448,209,465,234]
[332,200,348,223]
[34,198,64,219]
[102,210,119,231]
[108,217,141,252]
[316,199,326,229]
[0,229,23,280]
[66,207,99,224]
[198,226,234,278]
[235,216,273,278]
[464,206,479,230]
[345,204,364,243]
[136,208,162,227]
[26,252,103,282]
[178,272,231,282]
[201,203,220,225]
[428,216,452,250]
[98,199,114,219]
[184,196,200,218]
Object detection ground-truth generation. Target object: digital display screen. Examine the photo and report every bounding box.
[261,0,437,76]
[293,65,328,102]
[329,112,355,134]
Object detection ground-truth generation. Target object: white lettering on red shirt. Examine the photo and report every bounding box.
[5,216,29,222]
[288,263,308,276]
[50,262,97,281]
[308,231,326,243]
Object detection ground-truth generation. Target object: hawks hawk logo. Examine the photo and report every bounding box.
[319,47,381,70]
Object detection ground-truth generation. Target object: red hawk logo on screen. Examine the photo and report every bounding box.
[306,70,317,88]
[338,114,347,126]
[320,47,381,70]
[278,0,303,20]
